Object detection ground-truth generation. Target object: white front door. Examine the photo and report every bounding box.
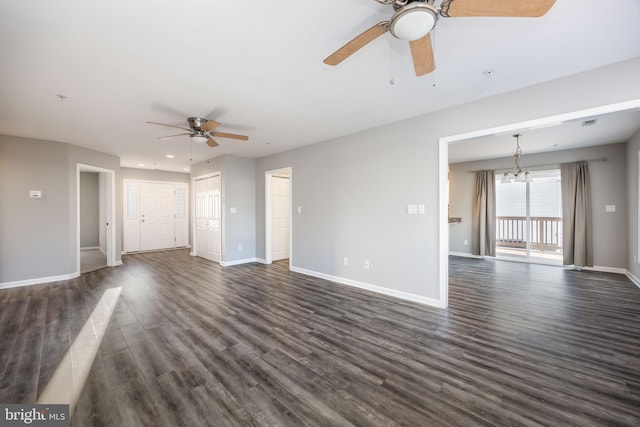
[271,176,290,261]
[140,182,175,251]
[195,175,221,263]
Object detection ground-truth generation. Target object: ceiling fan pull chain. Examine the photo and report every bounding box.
[389,36,395,85]
[431,27,437,87]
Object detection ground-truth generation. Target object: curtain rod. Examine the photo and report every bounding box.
[467,157,608,173]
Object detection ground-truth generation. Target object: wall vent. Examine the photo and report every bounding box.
[581,119,597,127]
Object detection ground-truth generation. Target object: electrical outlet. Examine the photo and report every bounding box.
[464,240,468,246]
[238,243,243,251]
[364,260,370,269]
[343,257,349,266]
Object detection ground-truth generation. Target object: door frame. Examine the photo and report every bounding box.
[438,99,640,309]
[76,163,116,275]
[265,167,293,266]
[191,171,223,261]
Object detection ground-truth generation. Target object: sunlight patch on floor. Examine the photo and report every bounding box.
[37,286,122,414]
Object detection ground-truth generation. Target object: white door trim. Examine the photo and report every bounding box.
[76,163,117,275]
[439,99,640,310]
[192,171,223,261]
[265,167,293,267]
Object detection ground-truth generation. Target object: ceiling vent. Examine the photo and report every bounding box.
[582,119,597,127]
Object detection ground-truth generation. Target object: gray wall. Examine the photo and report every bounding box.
[449,143,628,269]
[0,134,121,284]
[0,136,71,282]
[627,129,640,280]
[254,58,640,300]
[191,155,256,263]
[80,172,99,248]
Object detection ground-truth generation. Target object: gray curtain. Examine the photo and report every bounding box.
[561,161,593,267]
[472,170,496,257]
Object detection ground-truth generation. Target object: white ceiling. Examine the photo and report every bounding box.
[449,108,640,163]
[1,0,639,172]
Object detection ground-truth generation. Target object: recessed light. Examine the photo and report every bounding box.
[166,154,175,159]
[137,163,145,167]
[183,168,190,172]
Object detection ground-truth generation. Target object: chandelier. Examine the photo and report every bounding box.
[500,134,532,183]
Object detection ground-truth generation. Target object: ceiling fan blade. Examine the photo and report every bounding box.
[409,34,435,76]
[206,137,219,147]
[157,133,191,140]
[145,121,192,132]
[440,0,556,17]
[213,132,249,141]
[323,21,389,66]
[201,120,221,132]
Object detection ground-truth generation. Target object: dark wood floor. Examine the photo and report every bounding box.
[1,251,639,426]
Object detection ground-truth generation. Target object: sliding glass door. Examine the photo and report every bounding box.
[495,169,563,264]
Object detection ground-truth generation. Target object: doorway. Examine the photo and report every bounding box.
[79,172,106,273]
[265,168,292,265]
[76,164,116,275]
[193,173,222,263]
[439,100,640,309]
[495,169,563,264]
[123,180,189,252]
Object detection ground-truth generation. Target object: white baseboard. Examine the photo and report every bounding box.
[583,265,627,274]
[112,260,123,267]
[290,266,445,308]
[626,271,640,288]
[0,272,80,290]
[449,251,482,259]
[255,258,268,264]
[81,246,100,251]
[220,257,258,267]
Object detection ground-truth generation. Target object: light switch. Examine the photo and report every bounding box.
[418,204,425,215]
[407,204,418,215]
[605,205,616,213]
[297,206,302,214]
[230,207,237,214]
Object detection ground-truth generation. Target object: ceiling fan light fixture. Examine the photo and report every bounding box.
[190,135,208,144]
[390,3,438,41]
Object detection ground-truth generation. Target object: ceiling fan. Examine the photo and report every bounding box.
[324,0,556,76]
[146,117,249,147]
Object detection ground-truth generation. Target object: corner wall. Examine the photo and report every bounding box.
[255,58,640,304]
[0,135,122,284]
[191,155,256,263]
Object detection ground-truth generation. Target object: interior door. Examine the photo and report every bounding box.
[195,175,221,262]
[140,182,175,251]
[271,176,290,261]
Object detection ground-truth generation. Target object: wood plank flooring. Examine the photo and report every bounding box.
[1,250,639,426]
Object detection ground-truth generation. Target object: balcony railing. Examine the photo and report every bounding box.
[496,216,562,251]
